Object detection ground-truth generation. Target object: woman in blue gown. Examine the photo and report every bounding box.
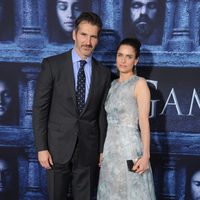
[97,38,156,200]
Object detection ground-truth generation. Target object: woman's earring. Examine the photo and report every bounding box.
[133,65,137,74]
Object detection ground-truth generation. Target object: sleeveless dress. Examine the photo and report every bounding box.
[97,75,156,200]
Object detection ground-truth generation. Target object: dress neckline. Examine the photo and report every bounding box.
[116,75,136,84]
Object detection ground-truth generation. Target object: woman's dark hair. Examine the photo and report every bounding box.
[117,38,141,58]
[75,12,102,35]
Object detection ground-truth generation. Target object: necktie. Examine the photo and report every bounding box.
[76,60,87,114]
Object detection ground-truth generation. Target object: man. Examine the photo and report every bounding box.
[125,0,165,45]
[33,12,111,200]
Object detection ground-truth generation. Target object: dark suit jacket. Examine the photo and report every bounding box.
[33,50,111,165]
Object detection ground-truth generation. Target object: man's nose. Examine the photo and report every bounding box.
[86,37,92,45]
[141,6,147,15]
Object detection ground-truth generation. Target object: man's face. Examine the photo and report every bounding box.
[0,81,12,118]
[191,170,200,200]
[56,0,82,33]
[73,21,99,59]
[0,159,12,193]
[130,0,158,37]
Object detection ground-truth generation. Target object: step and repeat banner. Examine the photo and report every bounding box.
[0,0,200,199]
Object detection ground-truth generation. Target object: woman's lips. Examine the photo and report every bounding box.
[119,64,126,68]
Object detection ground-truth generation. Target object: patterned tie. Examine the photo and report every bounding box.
[76,60,87,114]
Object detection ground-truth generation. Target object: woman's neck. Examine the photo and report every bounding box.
[119,72,135,82]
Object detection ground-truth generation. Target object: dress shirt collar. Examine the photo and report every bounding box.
[72,48,92,64]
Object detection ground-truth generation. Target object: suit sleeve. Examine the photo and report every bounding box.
[99,70,111,153]
[32,58,54,152]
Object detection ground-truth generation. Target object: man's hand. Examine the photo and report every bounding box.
[38,150,53,169]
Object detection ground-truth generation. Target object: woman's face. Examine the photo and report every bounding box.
[116,44,138,74]
[56,0,82,33]
[191,170,200,200]
[0,81,12,118]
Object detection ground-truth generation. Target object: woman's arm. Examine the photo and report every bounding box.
[133,77,151,174]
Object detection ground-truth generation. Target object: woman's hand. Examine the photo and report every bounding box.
[132,156,149,174]
[99,153,104,167]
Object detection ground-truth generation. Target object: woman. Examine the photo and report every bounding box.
[56,0,82,34]
[48,0,90,43]
[97,38,156,199]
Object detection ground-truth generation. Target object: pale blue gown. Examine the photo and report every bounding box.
[97,75,156,200]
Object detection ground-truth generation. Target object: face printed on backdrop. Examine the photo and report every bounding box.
[56,0,82,33]
[130,0,158,37]
[0,81,12,119]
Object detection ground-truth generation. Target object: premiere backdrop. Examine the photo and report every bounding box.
[0,0,200,200]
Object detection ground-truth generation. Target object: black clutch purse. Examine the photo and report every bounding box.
[126,160,135,172]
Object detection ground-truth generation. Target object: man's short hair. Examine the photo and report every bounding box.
[75,12,103,35]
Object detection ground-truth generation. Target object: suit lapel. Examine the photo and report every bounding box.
[63,51,77,109]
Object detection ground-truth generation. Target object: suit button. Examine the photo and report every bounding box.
[74,132,78,135]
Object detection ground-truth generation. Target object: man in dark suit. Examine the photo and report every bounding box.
[33,12,111,200]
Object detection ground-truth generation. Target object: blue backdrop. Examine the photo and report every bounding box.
[0,0,200,199]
